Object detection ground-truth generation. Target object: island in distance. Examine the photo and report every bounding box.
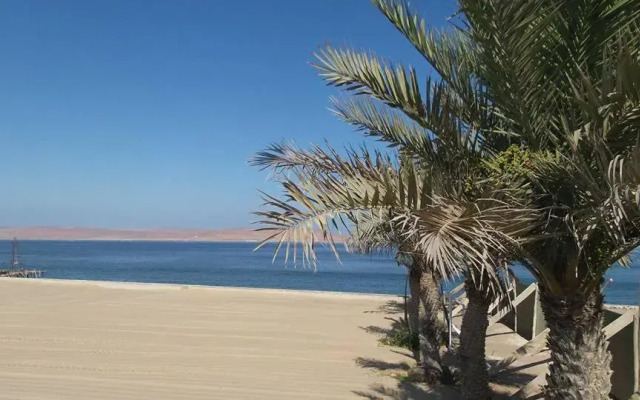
[0,227,344,243]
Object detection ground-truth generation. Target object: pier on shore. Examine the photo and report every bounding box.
[0,269,43,278]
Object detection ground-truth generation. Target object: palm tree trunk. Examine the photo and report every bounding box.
[459,276,491,400]
[418,268,445,384]
[540,287,612,399]
[408,266,421,361]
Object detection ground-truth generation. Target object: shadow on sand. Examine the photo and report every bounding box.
[364,300,406,315]
[355,357,412,372]
[354,300,459,399]
[353,381,459,400]
[355,300,546,399]
[361,301,415,351]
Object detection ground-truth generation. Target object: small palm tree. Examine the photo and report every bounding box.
[251,143,535,397]
[252,144,456,383]
[346,211,450,383]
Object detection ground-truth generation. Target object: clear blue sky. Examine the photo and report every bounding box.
[0,0,456,228]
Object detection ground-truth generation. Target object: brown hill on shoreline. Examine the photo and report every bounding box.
[0,227,345,243]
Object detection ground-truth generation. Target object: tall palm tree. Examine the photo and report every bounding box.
[455,1,640,397]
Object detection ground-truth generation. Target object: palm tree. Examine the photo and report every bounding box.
[301,3,530,397]
[251,142,536,397]
[455,1,640,397]
[413,190,534,398]
[346,211,449,383]
[252,144,458,383]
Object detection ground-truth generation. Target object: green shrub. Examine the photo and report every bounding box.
[379,317,415,350]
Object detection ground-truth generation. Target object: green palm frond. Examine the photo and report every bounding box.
[330,93,491,163]
[251,141,341,175]
[460,0,640,151]
[518,140,640,292]
[313,46,426,125]
[329,96,437,162]
[609,144,640,216]
[461,0,564,148]
[250,141,393,179]
[314,46,494,147]
[551,0,640,77]
[371,0,479,103]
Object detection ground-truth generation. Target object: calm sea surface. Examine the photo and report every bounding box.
[1,240,638,305]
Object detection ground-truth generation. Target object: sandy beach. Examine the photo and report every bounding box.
[0,278,419,399]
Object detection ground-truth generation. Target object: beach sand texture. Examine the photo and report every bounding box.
[0,278,427,399]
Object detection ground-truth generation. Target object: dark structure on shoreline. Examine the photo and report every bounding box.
[0,238,43,278]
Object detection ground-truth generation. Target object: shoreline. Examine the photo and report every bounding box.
[2,277,636,308]
[0,277,401,301]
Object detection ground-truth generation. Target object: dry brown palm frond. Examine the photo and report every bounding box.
[252,146,432,268]
[344,210,401,256]
[393,191,540,294]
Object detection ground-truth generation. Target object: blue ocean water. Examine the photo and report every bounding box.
[1,240,638,305]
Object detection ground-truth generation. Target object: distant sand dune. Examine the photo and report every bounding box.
[0,227,345,242]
